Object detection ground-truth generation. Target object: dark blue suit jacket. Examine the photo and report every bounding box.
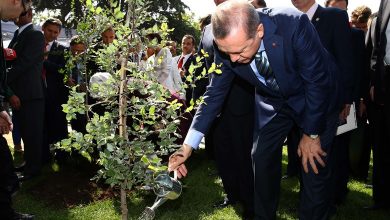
[312,6,355,104]
[189,7,340,137]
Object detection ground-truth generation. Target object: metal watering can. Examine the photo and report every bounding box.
[138,171,182,220]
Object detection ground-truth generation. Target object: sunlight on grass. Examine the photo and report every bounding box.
[11,146,390,219]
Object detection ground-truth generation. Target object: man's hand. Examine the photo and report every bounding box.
[8,95,21,110]
[297,134,326,174]
[339,104,351,121]
[0,111,13,133]
[168,144,193,178]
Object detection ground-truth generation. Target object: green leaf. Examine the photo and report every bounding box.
[208,63,216,74]
[86,0,92,7]
[81,151,92,162]
[107,143,114,152]
[141,155,149,164]
[148,106,156,117]
[215,69,222,74]
[96,7,102,14]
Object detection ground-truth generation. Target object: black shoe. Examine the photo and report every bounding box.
[17,174,35,182]
[14,164,25,172]
[213,198,236,209]
[281,174,296,180]
[363,204,388,210]
[364,184,373,189]
[13,211,34,220]
[7,181,21,197]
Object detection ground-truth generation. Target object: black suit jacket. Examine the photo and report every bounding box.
[193,25,215,101]
[350,28,370,103]
[180,54,196,104]
[44,41,68,104]
[7,24,44,101]
[312,6,355,104]
[193,24,254,115]
[369,0,390,104]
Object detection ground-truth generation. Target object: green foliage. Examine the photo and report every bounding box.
[33,0,200,44]
[56,0,216,196]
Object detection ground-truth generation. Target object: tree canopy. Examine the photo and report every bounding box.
[32,0,200,46]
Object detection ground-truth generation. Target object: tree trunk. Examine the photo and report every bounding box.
[121,186,128,220]
[119,52,129,220]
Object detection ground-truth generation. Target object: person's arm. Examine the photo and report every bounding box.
[168,50,235,177]
[332,10,355,105]
[366,16,378,102]
[293,14,331,174]
[7,31,45,84]
[293,14,330,135]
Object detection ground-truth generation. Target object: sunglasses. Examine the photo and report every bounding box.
[21,0,32,13]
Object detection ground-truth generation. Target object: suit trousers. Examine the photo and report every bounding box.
[330,131,350,204]
[252,106,338,220]
[0,136,18,218]
[14,99,44,176]
[213,105,254,215]
[286,124,301,176]
[370,103,390,206]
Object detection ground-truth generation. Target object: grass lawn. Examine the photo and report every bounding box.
[9,142,390,220]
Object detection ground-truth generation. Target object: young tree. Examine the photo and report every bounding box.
[56,0,214,219]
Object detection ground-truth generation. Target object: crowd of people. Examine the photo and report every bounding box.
[0,0,390,219]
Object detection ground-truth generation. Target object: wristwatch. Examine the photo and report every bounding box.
[309,134,319,140]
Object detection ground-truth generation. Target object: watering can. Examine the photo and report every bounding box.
[138,171,182,220]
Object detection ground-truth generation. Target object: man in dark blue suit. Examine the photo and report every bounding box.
[169,1,341,219]
[292,0,355,205]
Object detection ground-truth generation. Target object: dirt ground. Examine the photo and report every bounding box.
[6,131,117,208]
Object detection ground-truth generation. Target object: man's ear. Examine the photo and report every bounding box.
[256,24,264,39]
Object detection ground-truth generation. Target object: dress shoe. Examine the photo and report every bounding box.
[363,204,388,210]
[17,174,35,182]
[364,184,373,189]
[281,174,296,180]
[14,162,26,172]
[7,181,21,197]
[14,144,23,153]
[213,198,236,209]
[13,211,34,220]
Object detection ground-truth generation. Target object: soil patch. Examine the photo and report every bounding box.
[28,162,119,208]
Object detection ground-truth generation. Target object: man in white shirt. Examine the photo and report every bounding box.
[170,35,196,104]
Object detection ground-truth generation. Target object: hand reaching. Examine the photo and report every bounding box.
[168,144,193,178]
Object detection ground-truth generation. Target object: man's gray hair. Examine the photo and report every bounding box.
[212,0,260,40]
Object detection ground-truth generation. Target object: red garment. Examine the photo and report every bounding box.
[42,43,48,87]
[177,56,184,69]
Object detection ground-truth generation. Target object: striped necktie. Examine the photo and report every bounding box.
[255,50,279,91]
